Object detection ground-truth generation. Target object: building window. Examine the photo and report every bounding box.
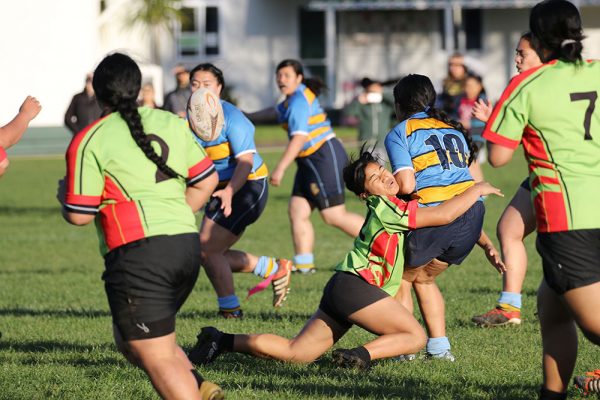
[299,8,326,82]
[177,5,219,58]
[464,9,482,50]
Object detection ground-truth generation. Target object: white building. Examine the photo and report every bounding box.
[1,0,599,129]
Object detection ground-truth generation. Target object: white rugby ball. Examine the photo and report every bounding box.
[187,88,224,142]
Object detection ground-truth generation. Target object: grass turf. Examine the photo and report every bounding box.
[0,129,596,399]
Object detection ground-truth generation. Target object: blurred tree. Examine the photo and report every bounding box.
[129,0,184,64]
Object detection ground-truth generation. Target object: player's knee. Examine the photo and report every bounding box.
[413,269,436,284]
[412,326,428,351]
[497,219,522,244]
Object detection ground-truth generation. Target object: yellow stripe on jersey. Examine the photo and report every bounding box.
[307,125,331,140]
[298,134,335,158]
[303,88,316,105]
[308,113,327,125]
[406,118,452,137]
[205,142,232,161]
[412,151,440,172]
[418,181,474,204]
[248,162,268,180]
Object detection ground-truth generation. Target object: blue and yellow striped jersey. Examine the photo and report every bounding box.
[276,83,335,158]
[195,100,267,184]
[385,111,474,206]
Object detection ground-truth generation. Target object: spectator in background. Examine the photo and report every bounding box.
[455,73,487,182]
[138,82,159,109]
[344,78,394,161]
[438,53,468,116]
[64,73,102,135]
[164,64,191,118]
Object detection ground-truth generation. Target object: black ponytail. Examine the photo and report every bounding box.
[276,59,327,96]
[393,74,478,166]
[530,0,584,64]
[343,142,379,197]
[93,53,182,180]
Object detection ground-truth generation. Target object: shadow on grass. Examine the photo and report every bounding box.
[202,355,539,400]
[179,309,313,322]
[0,307,110,318]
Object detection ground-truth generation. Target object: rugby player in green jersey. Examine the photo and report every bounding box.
[482,1,600,397]
[188,146,502,369]
[57,53,223,400]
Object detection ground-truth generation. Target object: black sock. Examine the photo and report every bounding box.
[191,369,204,388]
[220,333,234,352]
[539,386,567,400]
[351,346,372,366]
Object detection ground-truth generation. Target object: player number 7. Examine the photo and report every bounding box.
[569,91,597,140]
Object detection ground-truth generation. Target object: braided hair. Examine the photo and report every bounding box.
[93,53,182,180]
[393,74,478,166]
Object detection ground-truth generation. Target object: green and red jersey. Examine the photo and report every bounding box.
[483,60,600,233]
[65,107,215,255]
[335,195,417,296]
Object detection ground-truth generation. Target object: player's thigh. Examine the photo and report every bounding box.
[563,281,600,343]
[498,184,535,241]
[199,216,240,253]
[349,296,423,336]
[289,195,313,219]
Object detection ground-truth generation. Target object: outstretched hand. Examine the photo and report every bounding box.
[20,96,42,121]
[474,181,503,198]
[472,98,492,123]
[483,244,506,274]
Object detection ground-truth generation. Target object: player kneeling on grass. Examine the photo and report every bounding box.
[187,146,503,369]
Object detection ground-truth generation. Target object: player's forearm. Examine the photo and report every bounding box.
[227,157,253,194]
[275,135,305,172]
[417,186,481,227]
[186,170,219,212]
[0,112,32,149]
[245,107,278,124]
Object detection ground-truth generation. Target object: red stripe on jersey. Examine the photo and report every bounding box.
[188,157,214,179]
[371,231,398,273]
[532,175,560,188]
[482,130,520,149]
[522,126,550,162]
[407,199,418,229]
[0,146,6,162]
[482,61,556,147]
[358,268,377,286]
[100,201,146,251]
[65,193,101,206]
[103,175,129,202]
[66,116,109,195]
[528,159,554,171]
[534,191,569,232]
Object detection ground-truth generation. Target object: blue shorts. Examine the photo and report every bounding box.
[205,178,268,235]
[405,201,485,267]
[293,138,347,210]
[520,177,530,191]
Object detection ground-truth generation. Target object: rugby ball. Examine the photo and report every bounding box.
[187,88,224,142]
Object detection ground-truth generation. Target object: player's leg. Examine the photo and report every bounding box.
[289,195,315,273]
[320,204,364,237]
[199,217,243,317]
[394,279,415,314]
[537,280,577,396]
[347,296,427,361]
[473,182,535,326]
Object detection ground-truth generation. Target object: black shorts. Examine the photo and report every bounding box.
[318,271,389,330]
[520,178,531,191]
[405,201,485,267]
[536,229,600,295]
[205,178,268,236]
[103,233,201,341]
[293,138,347,210]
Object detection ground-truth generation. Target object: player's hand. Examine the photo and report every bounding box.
[472,98,492,123]
[212,186,233,217]
[269,167,285,187]
[56,178,66,205]
[20,96,42,121]
[483,244,506,274]
[474,181,503,198]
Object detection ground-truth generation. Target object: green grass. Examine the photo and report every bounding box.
[0,141,596,399]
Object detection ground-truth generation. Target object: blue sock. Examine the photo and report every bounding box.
[426,337,450,355]
[253,256,278,278]
[498,291,522,309]
[217,295,240,311]
[294,253,314,272]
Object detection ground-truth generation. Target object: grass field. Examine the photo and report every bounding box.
[0,130,596,399]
